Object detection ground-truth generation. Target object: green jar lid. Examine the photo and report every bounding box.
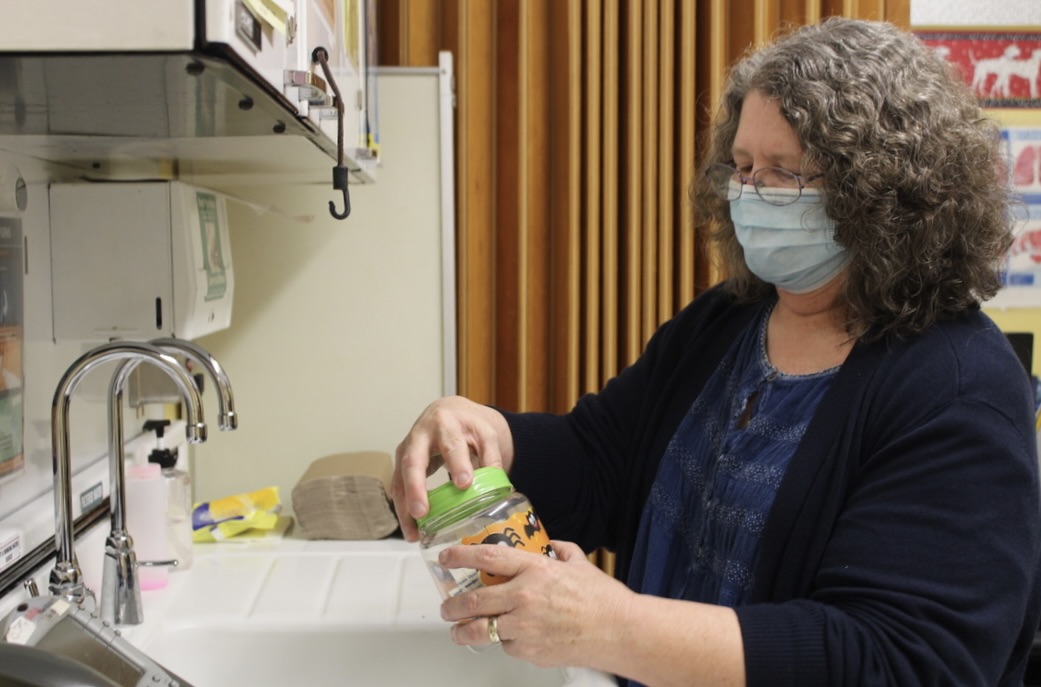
[417,466,513,528]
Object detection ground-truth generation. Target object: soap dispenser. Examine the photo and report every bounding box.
[125,463,170,590]
[144,419,193,571]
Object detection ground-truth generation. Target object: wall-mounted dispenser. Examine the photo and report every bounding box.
[49,182,234,342]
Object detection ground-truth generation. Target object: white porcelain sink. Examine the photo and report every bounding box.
[145,625,604,686]
[121,539,615,687]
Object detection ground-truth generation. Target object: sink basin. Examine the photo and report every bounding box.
[121,540,616,687]
[143,624,608,686]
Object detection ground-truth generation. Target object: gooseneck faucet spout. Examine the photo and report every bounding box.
[101,338,234,624]
[150,338,238,431]
[49,341,206,613]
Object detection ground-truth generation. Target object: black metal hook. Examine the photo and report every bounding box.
[329,165,351,220]
[313,46,351,221]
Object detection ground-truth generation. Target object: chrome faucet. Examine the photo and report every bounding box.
[100,338,237,624]
[149,338,238,431]
[49,341,206,617]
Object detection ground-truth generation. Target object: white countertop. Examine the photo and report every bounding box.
[123,531,615,687]
[3,521,616,686]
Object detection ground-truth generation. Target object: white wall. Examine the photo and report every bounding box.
[912,0,1041,25]
[0,67,451,597]
[190,69,452,514]
[0,171,169,587]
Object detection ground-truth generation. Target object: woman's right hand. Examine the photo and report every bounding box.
[391,396,515,541]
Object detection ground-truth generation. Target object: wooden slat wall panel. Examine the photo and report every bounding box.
[778,0,817,26]
[678,0,697,304]
[582,1,603,397]
[641,2,659,345]
[377,1,440,69]
[522,0,551,412]
[694,1,729,288]
[755,1,782,44]
[377,0,909,411]
[658,0,676,324]
[407,0,441,65]
[494,1,522,409]
[600,1,620,382]
[622,1,643,368]
[549,0,583,411]
[376,0,404,64]
[729,0,756,64]
[886,0,911,27]
[441,0,497,405]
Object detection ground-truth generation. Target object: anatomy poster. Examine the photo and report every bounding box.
[916,31,1041,108]
[991,128,1041,308]
[916,29,1041,307]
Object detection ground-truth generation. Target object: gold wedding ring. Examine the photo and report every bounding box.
[487,615,501,644]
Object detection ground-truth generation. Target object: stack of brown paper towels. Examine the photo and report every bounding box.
[291,451,399,540]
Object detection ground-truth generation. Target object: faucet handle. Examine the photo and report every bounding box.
[48,563,97,613]
[22,578,39,597]
[139,559,180,569]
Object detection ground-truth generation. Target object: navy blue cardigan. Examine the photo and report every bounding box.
[505,285,1041,686]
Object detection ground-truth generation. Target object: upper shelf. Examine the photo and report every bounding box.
[0,50,376,188]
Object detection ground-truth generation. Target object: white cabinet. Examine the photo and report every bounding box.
[49,182,234,342]
[0,1,377,192]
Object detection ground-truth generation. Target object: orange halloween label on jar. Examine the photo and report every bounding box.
[460,508,557,586]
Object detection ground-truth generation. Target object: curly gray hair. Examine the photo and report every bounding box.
[695,17,1014,341]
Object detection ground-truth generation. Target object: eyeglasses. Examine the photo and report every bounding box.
[705,162,824,207]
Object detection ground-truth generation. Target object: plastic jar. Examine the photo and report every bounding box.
[417,467,556,599]
[148,448,193,572]
[125,463,169,590]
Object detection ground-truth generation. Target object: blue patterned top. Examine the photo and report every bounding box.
[627,300,839,607]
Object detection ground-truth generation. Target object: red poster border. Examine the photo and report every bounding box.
[915,29,1041,108]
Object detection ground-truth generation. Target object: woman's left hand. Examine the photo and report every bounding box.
[438,540,635,669]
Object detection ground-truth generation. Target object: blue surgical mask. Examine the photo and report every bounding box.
[729,187,849,294]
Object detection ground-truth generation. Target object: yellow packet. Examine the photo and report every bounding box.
[192,487,280,527]
[192,509,280,542]
[191,487,281,541]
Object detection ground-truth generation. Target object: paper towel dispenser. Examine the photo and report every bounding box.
[49,182,234,342]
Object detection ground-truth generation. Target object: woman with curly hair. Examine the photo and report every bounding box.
[391,17,1041,687]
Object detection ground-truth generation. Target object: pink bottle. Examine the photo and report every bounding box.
[125,463,169,590]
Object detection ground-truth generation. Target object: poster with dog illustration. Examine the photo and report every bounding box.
[916,31,1041,108]
[917,29,1041,306]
